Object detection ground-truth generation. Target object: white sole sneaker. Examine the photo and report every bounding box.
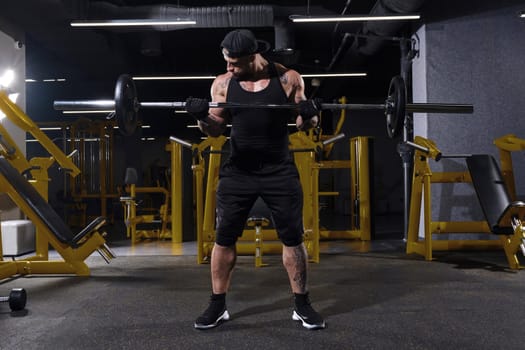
[292,310,326,330]
[194,310,230,330]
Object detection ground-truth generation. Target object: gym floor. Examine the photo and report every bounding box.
[2,216,525,350]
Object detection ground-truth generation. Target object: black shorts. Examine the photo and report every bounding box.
[215,159,304,247]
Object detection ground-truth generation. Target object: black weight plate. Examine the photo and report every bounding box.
[115,74,139,136]
[385,75,406,139]
[9,288,27,311]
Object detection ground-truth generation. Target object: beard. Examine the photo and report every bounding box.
[232,71,251,81]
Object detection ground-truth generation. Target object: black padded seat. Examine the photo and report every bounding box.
[466,154,523,235]
[0,157,105,247]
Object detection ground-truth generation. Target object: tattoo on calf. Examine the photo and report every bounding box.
[292,245,307,293]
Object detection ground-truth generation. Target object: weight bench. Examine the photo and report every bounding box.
[466,154,525,269]
[0,156,115,271]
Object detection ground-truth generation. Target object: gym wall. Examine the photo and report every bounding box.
[0,29,26,220]
[412,3,525,230]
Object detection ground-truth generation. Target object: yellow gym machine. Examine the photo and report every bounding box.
[405,136,525,269]
[68,118,118,224]
[0,90,114,279]
[120,167,171,243]
[170,120,373,266]
[494,134,525,200]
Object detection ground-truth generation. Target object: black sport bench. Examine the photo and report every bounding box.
[466,154,525,268]
[0,156,107,249]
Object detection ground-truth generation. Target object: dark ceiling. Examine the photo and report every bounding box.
[0,0,429,100]
[2,1,523,128]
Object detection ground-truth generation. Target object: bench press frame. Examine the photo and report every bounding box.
[0,90,113,279]
[406,136,525,269]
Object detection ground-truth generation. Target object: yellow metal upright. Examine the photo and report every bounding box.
[168,140,184,243]
[494,134,525,201]
[405,136,501,261]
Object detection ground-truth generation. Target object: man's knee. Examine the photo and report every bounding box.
[216,234,238,247]
[281,234,303,247]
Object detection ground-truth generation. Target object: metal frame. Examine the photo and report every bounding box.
[405,136,503,262]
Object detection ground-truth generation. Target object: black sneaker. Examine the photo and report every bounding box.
[293,301,325,330]
[194,301,230,330]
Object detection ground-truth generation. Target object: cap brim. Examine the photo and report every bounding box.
[256,40,271,54]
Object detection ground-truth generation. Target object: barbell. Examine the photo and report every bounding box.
[53,74,474,138]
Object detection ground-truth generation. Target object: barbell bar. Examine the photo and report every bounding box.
[55,100,471,113]
[53,74,474,138]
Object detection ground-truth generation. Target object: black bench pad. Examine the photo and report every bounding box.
[466,154,515,234]
[0,157,104,246]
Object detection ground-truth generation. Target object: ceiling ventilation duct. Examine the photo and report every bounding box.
[85,3,275,30]
[346,0,426,59]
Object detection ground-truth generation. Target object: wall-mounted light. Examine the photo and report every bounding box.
[0,69,15,88]
[289,14,420,23]
[520,11,525,18]
[71,19,196,27]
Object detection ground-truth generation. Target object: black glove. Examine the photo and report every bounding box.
[298,98,322,121]
[185,97,209,121]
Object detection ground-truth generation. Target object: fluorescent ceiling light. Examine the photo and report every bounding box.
[302,73,367,78]
[520,12,525,18]
[40,127,63,131]
[112,125,151,129]
[290,14,420,23]
[133,76,216,80]
[71,19,196,27]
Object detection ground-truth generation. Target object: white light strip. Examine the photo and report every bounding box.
[521,12,525,18]
[302,73,367,78]
[62,110,114,114]
[26,78,66,83]
[40,127,63,131]
[290,14,420,23]
[112,125,151,129]
[71,19,196,27]
[133,76,216,80]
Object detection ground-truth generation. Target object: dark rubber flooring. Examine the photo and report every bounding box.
[2,237,524,350]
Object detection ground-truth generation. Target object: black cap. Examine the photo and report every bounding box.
[220,29,270,58]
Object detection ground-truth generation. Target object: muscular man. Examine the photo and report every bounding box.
[186,29,325,330]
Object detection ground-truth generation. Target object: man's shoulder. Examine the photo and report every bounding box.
[212,72,233,92]
[214,72,233,84]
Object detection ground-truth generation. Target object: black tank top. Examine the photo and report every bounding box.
[226,62,293,171]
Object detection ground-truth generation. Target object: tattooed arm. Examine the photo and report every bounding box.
[276,64,319,131]
[198,73,232,137]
